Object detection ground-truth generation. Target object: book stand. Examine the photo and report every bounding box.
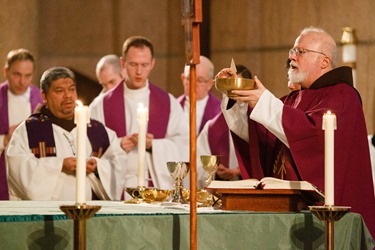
[207,188,319,212]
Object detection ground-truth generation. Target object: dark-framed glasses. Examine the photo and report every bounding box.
[289,47,327,57]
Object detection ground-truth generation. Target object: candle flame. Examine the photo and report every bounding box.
[76,100,83,107]
[326,110,331,115]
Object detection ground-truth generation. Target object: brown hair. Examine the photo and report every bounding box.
[122,36,154,58]
[4,48,35,69]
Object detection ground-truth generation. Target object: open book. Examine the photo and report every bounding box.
[207,177,324,201]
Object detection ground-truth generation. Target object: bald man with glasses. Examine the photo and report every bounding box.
[177,56,221,136]
[216,26,375,239]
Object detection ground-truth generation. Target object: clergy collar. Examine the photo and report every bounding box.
[124,80,149,93]
[308,66,353,90]
[40,105,76,132]
[7,83,31,101]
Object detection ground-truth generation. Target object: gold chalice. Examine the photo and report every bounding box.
[200,155,221,186]
[200,155,221,207]
[166,161,190,204]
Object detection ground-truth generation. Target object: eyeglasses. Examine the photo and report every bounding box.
[186,76,212,85]
[289,47,327,57]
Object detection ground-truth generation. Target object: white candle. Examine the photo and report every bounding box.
[74,100,90,204]
[137,103,149,187]
[342,44,356,63]
[322,111,337,206]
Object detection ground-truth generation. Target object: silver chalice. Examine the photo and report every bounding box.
[166,161,190,204]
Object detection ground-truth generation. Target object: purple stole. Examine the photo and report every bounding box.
[0,82,43,200]
[207,113,230,167]
[178,93,221,133]
[103,81,170,138]
[25,114,110,159]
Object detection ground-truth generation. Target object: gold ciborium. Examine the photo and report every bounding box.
[215,78,256,97]
[166,161,190,204]
[200,155,221,186]
[125,187,173,203]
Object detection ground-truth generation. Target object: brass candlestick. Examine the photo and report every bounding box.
[309,205,350,250]
[60,204,101,250]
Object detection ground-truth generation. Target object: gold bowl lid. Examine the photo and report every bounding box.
[215,78,256,97]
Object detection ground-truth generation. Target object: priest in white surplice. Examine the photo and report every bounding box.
[0,49,44,200]
[90,36,189,198]
[6,67,127,201]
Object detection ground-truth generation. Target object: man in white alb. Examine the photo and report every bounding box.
[0,49,43,199]
[90,36,189,198]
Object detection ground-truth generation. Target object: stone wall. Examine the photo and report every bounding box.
[0,0,374,132]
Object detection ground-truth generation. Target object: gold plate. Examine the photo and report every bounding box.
[215,78,256,97]
[125,187,172,203]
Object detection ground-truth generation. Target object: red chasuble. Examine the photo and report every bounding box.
[232,66,375,238]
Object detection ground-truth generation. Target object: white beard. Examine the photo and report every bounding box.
[288,67,306,84]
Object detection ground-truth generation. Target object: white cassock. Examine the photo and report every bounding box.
[6,121,127,201]
[196,119,239,189]
[90,82,189,198]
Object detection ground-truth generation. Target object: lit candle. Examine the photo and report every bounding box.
[322,111,337,206]
[74,100,90,204]
[137,103,149,187]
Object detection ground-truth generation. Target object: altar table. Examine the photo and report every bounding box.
[0,201,374,250]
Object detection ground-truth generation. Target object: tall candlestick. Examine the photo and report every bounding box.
[137,103,149,187]
[74,100,90,204]
[322,111,337,206]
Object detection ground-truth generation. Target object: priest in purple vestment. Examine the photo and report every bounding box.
[177,55,221,136]
[217,27,375,238]
[0,49,43,200]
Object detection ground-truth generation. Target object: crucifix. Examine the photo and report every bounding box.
[181,0,201,249]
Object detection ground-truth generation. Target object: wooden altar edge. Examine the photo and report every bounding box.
[206,188,321,212]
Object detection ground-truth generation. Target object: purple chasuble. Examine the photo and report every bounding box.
[0,82,43,200]
[177,93,221,134]
[232,66,375,238]
[103,81,170,138]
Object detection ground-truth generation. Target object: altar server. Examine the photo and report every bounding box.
[177,56,221,136]
[0,49,43,200]
[90,36,189,195]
